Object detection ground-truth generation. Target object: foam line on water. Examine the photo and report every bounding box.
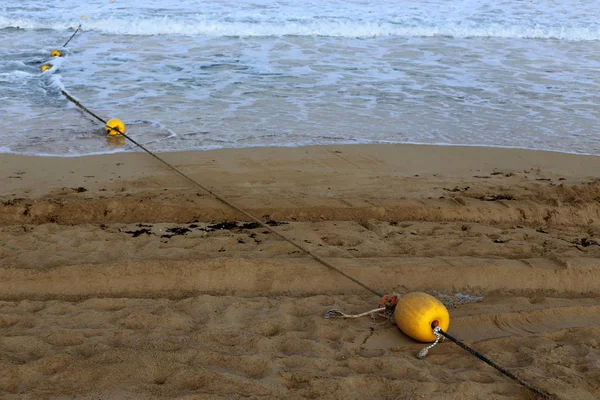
[1,139,597,159]
[1,15,599,40]
[0,70,35,83]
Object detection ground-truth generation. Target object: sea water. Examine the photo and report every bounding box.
[1,0,599,156]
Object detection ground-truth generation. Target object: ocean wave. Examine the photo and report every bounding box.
[1,15,598,41]
[0,70,35,83]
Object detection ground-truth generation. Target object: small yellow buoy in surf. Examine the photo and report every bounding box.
[105,119,126,136]
[40,64,51,72]
[51,49,62,57]
[394,292,450,342]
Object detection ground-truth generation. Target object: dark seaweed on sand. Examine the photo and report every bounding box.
[123,228,153,238]
[477,194,515,201]
[207,220,287,231]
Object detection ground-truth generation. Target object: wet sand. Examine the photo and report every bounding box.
[1,144,599,399]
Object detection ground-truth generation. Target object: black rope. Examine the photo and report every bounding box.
[63,24,82,48]
[59,89,383,298]
[61,87,558,399]
[58,36,553,399]
[439,329,555,400]
[57,52,566,400]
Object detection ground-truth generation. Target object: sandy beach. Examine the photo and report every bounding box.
[0,144,599,399]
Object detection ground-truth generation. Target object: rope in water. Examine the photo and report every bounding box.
[63,24,81,47]
[59,89,383,298]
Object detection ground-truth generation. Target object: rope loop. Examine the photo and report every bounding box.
[416,326,442,359]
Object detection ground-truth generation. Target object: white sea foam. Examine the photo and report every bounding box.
[59,20,600,41]
[2,0,600,41]
[0,70,34,83]
[1,15,599,40]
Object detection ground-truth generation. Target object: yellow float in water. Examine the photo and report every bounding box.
[40,64,51,72]
[394,292,450,342]
[51,49,62,57]
[105,119,126,136]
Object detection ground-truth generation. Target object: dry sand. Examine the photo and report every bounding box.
[0,144,599,400]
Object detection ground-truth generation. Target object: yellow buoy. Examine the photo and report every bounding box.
[394,292,450,342]
[105,119,126,136]
[40,64,51,72]
[51,49,62,57]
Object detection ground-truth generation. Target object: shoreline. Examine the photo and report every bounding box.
[2,141,599,159]
[2,143,599,199]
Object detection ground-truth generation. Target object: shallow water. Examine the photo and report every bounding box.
[1,0,599,156]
